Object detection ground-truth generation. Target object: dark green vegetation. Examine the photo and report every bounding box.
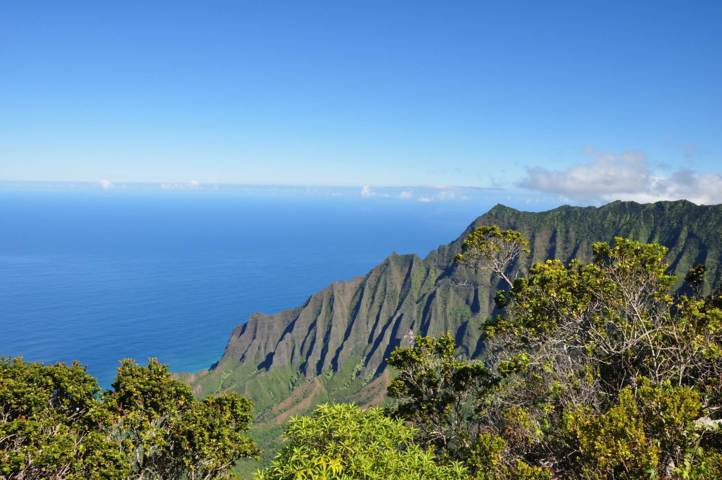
[185,200,722,468]
[1,358,257,479]
[387,231,722,478]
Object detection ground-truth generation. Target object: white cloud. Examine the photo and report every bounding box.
[360,185,374,197]
[359,185,392,198]
[356,185,475,202]
[415,187,468,203]
[98,179,114,190]
[160,180,203,190]
[519,151,722,205]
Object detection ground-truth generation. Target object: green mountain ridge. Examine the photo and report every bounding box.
[183,200,722,470]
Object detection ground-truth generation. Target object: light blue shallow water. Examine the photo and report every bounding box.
[0,189,491,386]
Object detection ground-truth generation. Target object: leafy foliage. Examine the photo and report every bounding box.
[256,403,466,480]
[0,358,128,480]
[1,357,257,480]
[455,225,529,288]
[387,334,496,463]
[389,230,722,479]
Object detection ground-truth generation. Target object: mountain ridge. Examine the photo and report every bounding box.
[186,200,722,422]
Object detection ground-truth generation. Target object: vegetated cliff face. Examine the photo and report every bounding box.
[187,200,722,423]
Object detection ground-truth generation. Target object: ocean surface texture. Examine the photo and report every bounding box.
[1,189,491,386]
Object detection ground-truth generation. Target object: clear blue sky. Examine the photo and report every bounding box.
[1,1,721,202]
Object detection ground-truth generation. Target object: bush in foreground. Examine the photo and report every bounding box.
[256,403,466,480]
[0,357,258,480]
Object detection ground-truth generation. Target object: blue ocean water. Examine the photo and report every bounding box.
[0,189,491,386]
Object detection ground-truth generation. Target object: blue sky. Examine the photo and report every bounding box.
[1,1,721,203]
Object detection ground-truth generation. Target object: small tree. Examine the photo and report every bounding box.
[387,334,497,464]
[455,225,529,288]
[104,358,259,480]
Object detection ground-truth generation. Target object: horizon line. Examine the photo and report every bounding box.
[0,179,506,191]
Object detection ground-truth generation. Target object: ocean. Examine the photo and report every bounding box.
[0,188,496,387]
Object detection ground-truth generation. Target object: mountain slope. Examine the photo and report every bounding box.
[183,200,722,468]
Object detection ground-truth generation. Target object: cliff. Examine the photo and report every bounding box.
[187,200,722,423]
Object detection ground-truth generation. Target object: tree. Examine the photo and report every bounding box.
[1,357,258,480]
[163,393,258,480]
[0,358,128,479]
[104,358,259,479]
[388,231,722,479]
[256,403,467,480]
[455,225,529,288]
[387,334,497,464]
